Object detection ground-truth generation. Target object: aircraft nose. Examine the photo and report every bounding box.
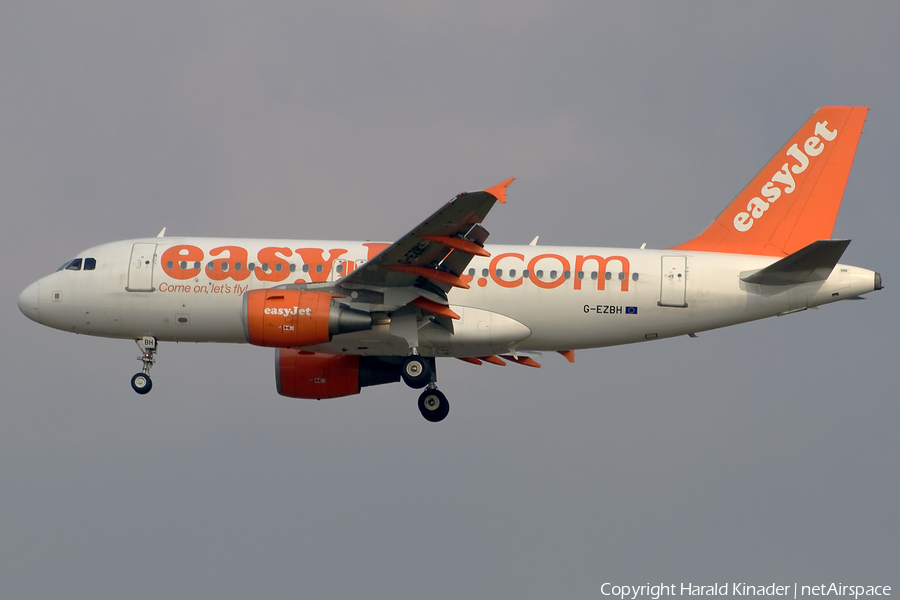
[18,281,40,323]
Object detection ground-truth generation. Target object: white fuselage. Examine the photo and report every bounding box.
[19,237,879,358]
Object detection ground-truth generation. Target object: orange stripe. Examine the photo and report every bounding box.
[387,265,470,289]
[422,236,491,257]
[557,350,575,363]
[456,357,483,366]
[410,297,460,320]
[501,355,541,368]
[478,355,507,366]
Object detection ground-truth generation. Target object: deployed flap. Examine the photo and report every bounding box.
[337,179,513,294]
[741,239,850,286]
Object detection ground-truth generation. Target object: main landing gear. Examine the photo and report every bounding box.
[131,336,157,395]
[401,354,449,422]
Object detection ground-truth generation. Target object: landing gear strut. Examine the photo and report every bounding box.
[131,336,157,395]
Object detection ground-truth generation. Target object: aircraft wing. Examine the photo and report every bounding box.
[336,179,513,295]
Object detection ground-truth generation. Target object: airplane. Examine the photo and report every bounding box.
[17,106,882,422]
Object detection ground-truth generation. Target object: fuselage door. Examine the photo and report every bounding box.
[659,255,687,307]
[126,243,157,292]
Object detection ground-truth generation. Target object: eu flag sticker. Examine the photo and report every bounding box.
[625,306,638,315]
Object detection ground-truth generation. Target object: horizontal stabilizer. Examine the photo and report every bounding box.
[741,239,850,286]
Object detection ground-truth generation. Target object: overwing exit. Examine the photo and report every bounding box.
[18,107,881,421]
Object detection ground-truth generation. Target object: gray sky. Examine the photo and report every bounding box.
[1,3,897,599]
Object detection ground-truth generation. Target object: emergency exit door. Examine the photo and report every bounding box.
[659,255,687,307]
[126,243,157,292]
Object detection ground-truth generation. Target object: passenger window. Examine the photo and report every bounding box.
[316,264,323,273]
[180,261,187,269]
[605,272,612,280]
[536,270,543,279]
[207,262,214,271]
[482,268,489,277]
[591,272,598,280]
[632,273,639,281]
[221,263,229,272]
[193,262,201,270]
[248,263,256,271]
[550,270,557,279]
[261,263,269,271]
[84,258,96,270]
[302,264,309,272]
[468,268,475,277]
[564,271,571,279]
[289,264,296,272]
[523,270,530,278]
[66,258,83,271]
[495,269,502,277]
[509,269,516,278]
[167,261,174,269]
[336,264,344,274]
[235,262,243,271]
[275,263,283,272]
[577,271,584,280]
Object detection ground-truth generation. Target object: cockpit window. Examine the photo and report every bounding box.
[56,257,95,272]
[57,258,84,271]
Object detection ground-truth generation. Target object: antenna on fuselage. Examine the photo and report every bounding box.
[529,236,539,246]
[157,227,167,238]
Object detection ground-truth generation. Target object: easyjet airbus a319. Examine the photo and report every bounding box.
[18,107,882,421]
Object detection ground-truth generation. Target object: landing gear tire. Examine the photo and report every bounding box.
[418,388,449,422]
[401,355,432,389]
[131,373,153,394]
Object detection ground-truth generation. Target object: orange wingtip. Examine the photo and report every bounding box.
[484,178,515,204]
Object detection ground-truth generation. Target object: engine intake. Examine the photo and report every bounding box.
[242,289,372,347]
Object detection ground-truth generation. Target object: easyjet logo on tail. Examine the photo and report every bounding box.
[733,121,838,233]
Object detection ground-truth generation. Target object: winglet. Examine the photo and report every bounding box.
[485,178,515,204]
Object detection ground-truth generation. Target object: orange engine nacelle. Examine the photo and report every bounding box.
[275,350,401,399]
[242,289,372,347]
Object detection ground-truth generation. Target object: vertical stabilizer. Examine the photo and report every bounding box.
[672,106,868,256]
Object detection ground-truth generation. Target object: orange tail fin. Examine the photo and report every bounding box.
[672,106,868,256]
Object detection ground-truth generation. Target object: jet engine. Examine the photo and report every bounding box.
[275,350,401,399]
[242,289,372,347]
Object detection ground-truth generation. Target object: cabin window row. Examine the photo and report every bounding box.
[165,261,352,274]
[467,267,639,282]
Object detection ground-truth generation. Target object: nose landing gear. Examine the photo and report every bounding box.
[131,336,157,395]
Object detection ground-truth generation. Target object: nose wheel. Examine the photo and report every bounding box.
[418,386,449,422]
[131,336,157,395]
